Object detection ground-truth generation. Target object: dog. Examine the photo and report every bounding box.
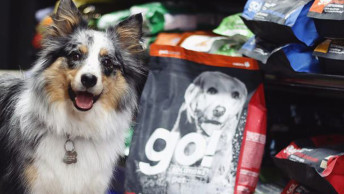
[0,0,146,193]
[170,71,247,193]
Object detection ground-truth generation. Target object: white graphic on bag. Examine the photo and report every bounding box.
[318,0,331,5]
[139,72,248,192]
[248,0,263,12]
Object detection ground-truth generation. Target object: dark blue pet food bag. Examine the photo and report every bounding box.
[240,36,320,73]
[242,0,320,46]
[125,44,267,194]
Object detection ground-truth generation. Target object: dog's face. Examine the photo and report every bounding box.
[25,0,146,138]
[184,71,247,136]
[34,0,145,113]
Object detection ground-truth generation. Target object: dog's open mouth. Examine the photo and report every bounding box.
[198,117,222,126]
[68,86,101,111]
[196,118,223,136]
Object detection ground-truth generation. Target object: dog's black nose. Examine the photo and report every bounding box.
[213,106,226,117]
[81,73,97,88]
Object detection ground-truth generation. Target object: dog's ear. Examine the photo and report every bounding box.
[113,14,144,54]
[184,76,203,123]
[185,75,203,104]
[45,0,85,38]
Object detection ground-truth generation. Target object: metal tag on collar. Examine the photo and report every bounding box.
[63,134,77,164]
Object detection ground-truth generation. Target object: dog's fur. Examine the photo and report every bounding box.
[171,71,247,192]
[0,0,146,193]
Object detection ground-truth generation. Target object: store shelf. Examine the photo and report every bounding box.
[264,72,344,98]
[265,73,344,90]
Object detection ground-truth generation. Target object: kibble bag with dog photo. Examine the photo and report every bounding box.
[125,44,267,194]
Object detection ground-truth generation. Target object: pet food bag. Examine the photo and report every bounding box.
[274,135,344,194]
[308,0,344,38]
[213,13,254,42]
[313,39,344,75]
[97,10,131,30]
[240,37,321,74]
[130,2,225,35]
[282,180,319,194]
[242,0,320,46]
[177,32,244,57]
[98,2,224,35]
[154,33,184,46]
[239,36,279,64]
[255,182,283,194]
[125,44,267,194]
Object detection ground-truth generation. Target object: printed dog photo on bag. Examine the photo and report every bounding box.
[167,71,248,193]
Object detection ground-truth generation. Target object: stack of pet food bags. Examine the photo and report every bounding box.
[152,13,254,56]
[309,0,344,75]
[239,0,322,75]
[123,9,267,194]
[97,2,228,49]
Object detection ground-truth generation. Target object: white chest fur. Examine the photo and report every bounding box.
[30,134,123,194]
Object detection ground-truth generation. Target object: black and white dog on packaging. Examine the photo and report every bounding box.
[0,0,146,193]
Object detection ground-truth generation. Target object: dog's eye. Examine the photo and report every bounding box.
[102,58,116,76]
[232,91,240,99]
[102,59,113,68]
[70,52,81,61]
[207,87,218,95]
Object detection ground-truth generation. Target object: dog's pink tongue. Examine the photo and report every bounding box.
[75,92,94,109]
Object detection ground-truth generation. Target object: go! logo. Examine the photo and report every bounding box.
[139,128,222,175]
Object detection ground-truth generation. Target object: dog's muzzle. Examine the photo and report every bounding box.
[213,105,226,117]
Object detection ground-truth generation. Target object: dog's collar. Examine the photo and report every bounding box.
[63,134,78,165]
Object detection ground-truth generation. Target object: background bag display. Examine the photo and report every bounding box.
[125,44,266,194]
[241,0,319,46]
[97,2,225,35]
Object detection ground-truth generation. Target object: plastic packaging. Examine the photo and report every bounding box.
[242,0,319,46]
[125,44,266,194]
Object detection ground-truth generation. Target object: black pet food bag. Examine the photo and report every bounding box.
[313,39,344,75]
[125,44,266,194]
[308,0,344,39]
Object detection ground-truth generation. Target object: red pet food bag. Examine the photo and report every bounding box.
[275,135,344,194]
[125,44,266,194]
[282,180,319,194]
